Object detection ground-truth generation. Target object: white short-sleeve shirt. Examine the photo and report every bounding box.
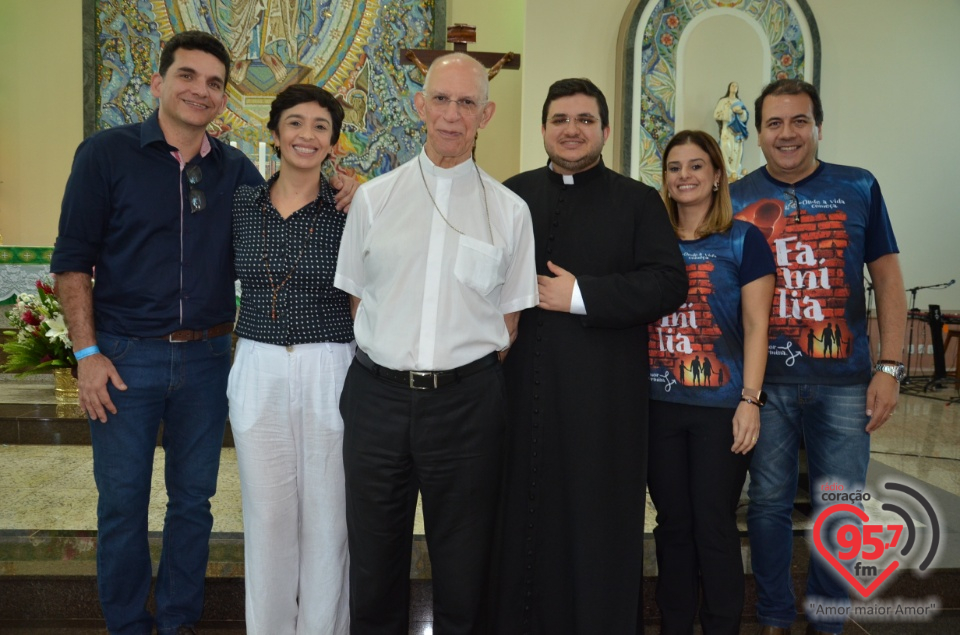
[335,149,538,371]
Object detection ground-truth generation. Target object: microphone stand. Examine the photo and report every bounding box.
[904,287,920,385]
[902,280,955,385]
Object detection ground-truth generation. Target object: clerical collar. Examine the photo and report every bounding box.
[545,158,606,185]
[548,162,575,184]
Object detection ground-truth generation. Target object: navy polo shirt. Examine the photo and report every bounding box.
[52,111,264,337]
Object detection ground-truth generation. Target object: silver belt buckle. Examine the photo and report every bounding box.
[409,371,437,390]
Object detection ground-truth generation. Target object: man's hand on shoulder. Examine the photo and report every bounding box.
[330,172,360,213]
[537,261,574,313]
[78,355,127,423]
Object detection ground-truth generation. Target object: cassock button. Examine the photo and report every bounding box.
[534,379,540,385]
[546,248,553,254]
[548,234,555,240]
[533,408,539,414]
[553,221,559,227]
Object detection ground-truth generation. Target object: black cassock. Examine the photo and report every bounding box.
[493,160,687,634]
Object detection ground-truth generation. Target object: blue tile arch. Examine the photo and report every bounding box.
[619,0,820,185]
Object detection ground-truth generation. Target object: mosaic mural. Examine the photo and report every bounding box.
[629,0,813,186]
[92,0,440,180]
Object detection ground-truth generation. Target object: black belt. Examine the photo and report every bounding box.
[155,322,234,343]
[355,349,499,390]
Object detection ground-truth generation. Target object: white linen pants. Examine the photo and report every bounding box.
[228,338,354,635]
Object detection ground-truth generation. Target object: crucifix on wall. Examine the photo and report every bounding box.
[402,24,521,81]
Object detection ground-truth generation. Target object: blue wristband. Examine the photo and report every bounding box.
[74,345,100,361]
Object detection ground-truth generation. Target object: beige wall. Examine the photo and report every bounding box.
[520,0,629,171]
[808,0,960,310]
[0,0,84,246]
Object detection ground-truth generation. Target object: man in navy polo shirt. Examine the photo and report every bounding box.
[51,31,354,635]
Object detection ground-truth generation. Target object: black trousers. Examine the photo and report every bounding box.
[647,401,752,635]
[340,358,507,635]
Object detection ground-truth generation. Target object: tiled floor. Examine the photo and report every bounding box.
[1,375,959,633]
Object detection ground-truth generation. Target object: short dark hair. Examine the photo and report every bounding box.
[541,78,609,129]
[158,31,231,87]
[754,78,823,132]
[267,84,345,156]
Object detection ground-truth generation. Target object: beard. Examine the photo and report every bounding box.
[547,147,603,174]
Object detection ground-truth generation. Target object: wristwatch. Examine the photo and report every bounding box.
[740,388,767,408]
[875,359,906,382]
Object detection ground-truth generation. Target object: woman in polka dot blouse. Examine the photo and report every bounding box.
[227,84,355,634]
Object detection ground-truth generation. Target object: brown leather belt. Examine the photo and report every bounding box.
[355,348,499,390]
[159,322,234,343]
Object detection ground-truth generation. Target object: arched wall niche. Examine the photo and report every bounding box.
[615,0,820,187]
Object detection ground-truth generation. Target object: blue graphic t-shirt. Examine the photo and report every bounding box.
[649,220,775,408]
[731,162,899,385]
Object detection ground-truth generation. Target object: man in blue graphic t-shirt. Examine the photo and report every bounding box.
[731,79,907,635]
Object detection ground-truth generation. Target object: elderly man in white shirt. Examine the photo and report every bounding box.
[334,52,537,635]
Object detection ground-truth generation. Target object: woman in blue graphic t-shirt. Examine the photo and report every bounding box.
[647,130,775,634]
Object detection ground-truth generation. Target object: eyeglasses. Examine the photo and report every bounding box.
[424,93,485,116]
[547,115,601,128]
[783,188,801,223]
[186,164,206,214]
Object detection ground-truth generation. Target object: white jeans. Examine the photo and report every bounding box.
[228,338,355,635]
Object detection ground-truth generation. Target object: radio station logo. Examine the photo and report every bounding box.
[812,481,940,599]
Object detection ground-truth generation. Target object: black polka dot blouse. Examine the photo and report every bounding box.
[232,173,354,346]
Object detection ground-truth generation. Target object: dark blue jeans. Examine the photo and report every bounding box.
[747,383,870,634]
[90,332,231,635]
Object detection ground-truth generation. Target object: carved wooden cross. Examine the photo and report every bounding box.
[402,24,520,81]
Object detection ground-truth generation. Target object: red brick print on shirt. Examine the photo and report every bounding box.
[736,198,850,361]
[651,260,730,388]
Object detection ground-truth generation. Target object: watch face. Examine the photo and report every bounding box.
[757,390,768,407]
[877,363,906,382]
